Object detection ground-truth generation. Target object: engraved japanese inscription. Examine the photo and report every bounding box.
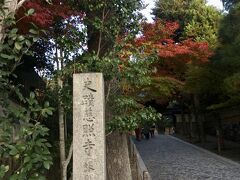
[73,73,106,180]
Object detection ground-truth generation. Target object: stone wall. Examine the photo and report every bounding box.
[128,137,152,180]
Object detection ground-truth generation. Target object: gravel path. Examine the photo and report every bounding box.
[134,134,240,180]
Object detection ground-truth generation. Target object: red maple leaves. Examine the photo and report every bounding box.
[135,20,212,64]
[16,0,83,31]
[117,20,213,81]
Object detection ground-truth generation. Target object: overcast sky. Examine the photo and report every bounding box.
[142,0,223,22]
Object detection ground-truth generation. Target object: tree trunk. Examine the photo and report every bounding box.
[188,113,193,142]
[193,94,205,144]
[0,21,5,44]
[216,113,224,153]
[181,109,186,135]
[56,47,66,180]
[58,83,66,180]
[86,7,132,179]
[199,114,205,144]
[104,80,133,179]
[106,132,132,180]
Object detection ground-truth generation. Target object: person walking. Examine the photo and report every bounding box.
[135,125,142,141]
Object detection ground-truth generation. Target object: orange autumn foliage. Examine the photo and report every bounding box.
[117,20,213,80]
[135,20,212,64]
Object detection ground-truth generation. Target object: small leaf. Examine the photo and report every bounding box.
[45,109,53,115]
[25,39,32,47]
[44,101,49,107]
[43,161,50,170]
[0,53,15,59]
[30,92,35,99]
[10,28,18,34]
[14,42,22,50]
[33,37,38,42]
[27,8,35,15]
[9,148,18,156]
[45,143,52,147]
[17,35,25,41]
[23,156,31,163]
[4,166,9,172]
[29,29,38,35]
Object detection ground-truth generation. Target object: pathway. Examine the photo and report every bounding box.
[134,134,240,180]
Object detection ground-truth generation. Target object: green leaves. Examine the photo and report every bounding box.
[107,106,162,132]
[153,0,222,48]
[0,165,9,178]
[187,2,240,110]
[224,73,240,95]
[4,122,53,178]
[8,145,19,156]
[107,95,161,132]
[0,90,53,179]
[0,3,54,180]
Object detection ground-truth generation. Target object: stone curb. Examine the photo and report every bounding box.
[168,135,240,168]
[130,138,152,180]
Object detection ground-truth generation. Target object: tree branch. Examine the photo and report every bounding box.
[17,0,28,10]
[64,141,73,168]
[62,141,73,180]
[106,80,112,103]
[106,131,112,137]
[97,4,106,57]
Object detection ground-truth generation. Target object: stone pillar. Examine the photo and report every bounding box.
[73,73,106,180]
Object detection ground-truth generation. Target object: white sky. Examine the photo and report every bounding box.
[142,0,223,22]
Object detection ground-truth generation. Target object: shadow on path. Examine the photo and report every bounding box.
[134,134,240,180]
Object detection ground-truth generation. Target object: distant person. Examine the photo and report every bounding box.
[150,124,155,137]
[156,119,162,134]
[171,127,175,134]
[143,124,150,140]
[135,125,142,141]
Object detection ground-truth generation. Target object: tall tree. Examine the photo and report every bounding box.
[186,0,240,109]
[152,0,222,143]
[74,1,144,179]
[0,0,57,179]
[22,0,145,179]
[153,0,222,49]
[131,20,212,103]
[206,0,240,108]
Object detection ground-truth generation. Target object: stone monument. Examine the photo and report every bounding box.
[73,73,106,180]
